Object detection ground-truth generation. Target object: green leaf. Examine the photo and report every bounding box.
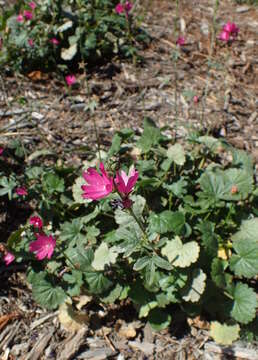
[161,236,199,268]
[230,283,257,324]
[107,133,121,158]
[211,258,232,288]
[148,211,185,235]
[25,166,44,179]
[196,221,218,257]
[31,272,67,310]
[92,243,118,271]
[198,168,253,203]
[72,177,88,204]
[139,301,158,318]
[26,149,56,162]
[232,218,258,243]
[115,195,145,227]
[43,173,64,194]
[163,178,187,198]
[167,144,185,166]
[65,247,93,272]
[63,270,83,297]
[197,136,223,152]
[181,269,206,303]
[7,227,24,248]
[101,283,123,304]
[137,118,162,152]
[115,225,142,257]
[231,148,253,173]
[148,309,171,331]
[60,219,85,246]
[133,256,150,271]
[85,272,112,294]
[230,238,258,279]
[210,322,240,345]
[0,176,16,199]
[153,255,172,270]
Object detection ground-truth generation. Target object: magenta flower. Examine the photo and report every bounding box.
[82,163,113,200]
[125,1,133,12]
[3,252,15,266]
[0,147,4,155]
[30,216,43,229]
[176,36,185,46]
[16,14,24,22]
[115,166,138,196]
[16,187,28,196]
[50,37,60,45]
[65,74,76,86]
[29,1,37,9]
[115,3,124,14]
[28,38,34,47]
[193,95,199,104]
[29,234,56,260]
[219,22,239,42]
[23,10,33,20]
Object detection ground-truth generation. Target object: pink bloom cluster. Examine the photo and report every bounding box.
[16,3,36,23]
[16,187,28,196]
[4,252,15,266]
[0,147,4,155]
[115,1,133,16]
[219,22,239,42]
[81,163,138,208]
[65,74,76,86]
[176,36,185,46]
[28,216,56,260]
[29,234,56,260]
[50,37,60,45]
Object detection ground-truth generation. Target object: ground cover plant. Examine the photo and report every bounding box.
[0,0,148,75]
[1,119,257,345]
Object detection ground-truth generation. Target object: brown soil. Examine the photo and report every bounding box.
[0,0,257,359]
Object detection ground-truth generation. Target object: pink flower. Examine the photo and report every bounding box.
[28,38,34,47]
[29,1,36,9]
[115,2,133,15]
[223,22,239,35]
[115,3,124,14]
[125,1,133,12]
[16,14,24,22]
[219,22,239,42]
[16,187,28,196]
[193,95,199,104]
[3,252,15,266]
[82,163,113,200]
[23,10,33,20]
[65,74,76,86]
[30,216,43,229]
[50,37,59,45]
[29,234,56,260]
[0,147,4,155]
[176,36,185,46]
[115,166,138,196]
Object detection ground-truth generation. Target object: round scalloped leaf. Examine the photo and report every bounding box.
[92,243,118,271]
[181,269,206,303]
[72,176,91,204]
[148,308,172,331]
[161,236,199,268]
[230,238,258,279]
[167,144,186,166]
[210,322,240,345]
[230,283,257,324]
[232,218,258,243]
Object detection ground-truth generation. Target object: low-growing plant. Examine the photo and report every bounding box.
[1,119,257,343]
[0,0,148,74]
